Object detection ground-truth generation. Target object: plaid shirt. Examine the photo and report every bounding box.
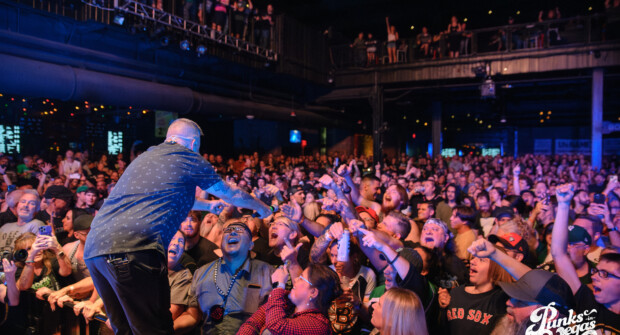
[237,288,331,335]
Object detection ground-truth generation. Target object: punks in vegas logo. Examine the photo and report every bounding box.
[526,302,597,335]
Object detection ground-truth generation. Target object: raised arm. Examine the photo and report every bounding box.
[551,184,582,294]
[206,180,271,218]
[468,238,531,280]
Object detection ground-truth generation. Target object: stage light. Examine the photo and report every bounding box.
[488,10,493,15]
[500,116,506,123]
[113,13,125,26]
[197,45,207,56]
[160,36,170,46]
[180,40,191,51]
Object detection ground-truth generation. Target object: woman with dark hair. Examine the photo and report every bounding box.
[238,264,342,335]
[501,195,527,218]
[60,208,90,245]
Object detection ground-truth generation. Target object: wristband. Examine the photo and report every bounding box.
[609,226,619,232]
[388,253,400,265]
[25,260,35,264]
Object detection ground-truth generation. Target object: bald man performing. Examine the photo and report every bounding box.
[84,118,271,335]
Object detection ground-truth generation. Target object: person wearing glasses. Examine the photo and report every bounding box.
[176,221,273,334]
[238,263,342,335]
[551,184,620,333]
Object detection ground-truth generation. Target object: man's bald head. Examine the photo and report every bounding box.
[166,118,203,152]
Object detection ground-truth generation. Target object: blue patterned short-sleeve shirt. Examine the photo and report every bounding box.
[84,142,221,259]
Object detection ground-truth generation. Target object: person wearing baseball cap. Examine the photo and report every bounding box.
[288,185,305,206]
[75,186,98,214]
[36,185,74,241]
[499,269,575,324]
[488,232,529,264]
[356,206,380,229]
[491,206,514,226]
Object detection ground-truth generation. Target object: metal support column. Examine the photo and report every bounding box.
[370,84,384,164]
[592,68,604,170]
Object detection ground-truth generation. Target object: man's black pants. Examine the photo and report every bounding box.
[85,250,174,335]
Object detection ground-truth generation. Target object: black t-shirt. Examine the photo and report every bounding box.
[575,284,620,334]
[84,142,221,259]
[251,236,270,260]
[186,237,218,268]
[444,286,508,335]
[257,243,310,269]
[0,210,17,229]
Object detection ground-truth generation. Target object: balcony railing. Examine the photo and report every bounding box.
[7,0,277,60]
[330,12,620,69]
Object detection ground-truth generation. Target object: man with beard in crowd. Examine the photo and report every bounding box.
[180,211,219,270]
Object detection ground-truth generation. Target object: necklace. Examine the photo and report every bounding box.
[213,257,248,299]
[209,257,248,323]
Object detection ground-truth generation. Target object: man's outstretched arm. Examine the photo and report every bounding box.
[206,180,272,218]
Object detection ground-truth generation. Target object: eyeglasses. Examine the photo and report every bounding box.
[591,267,620,280]
[223,226,246,234]
[297,274,313,286]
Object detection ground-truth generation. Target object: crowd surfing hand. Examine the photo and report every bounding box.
[438,288,451,308]
[467,239,497,259]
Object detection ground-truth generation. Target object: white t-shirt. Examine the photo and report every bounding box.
[60,159,81,177]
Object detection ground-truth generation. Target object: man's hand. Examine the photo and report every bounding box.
[35,287,53,301]
[319,174,335,189]
[348,219,366,234]
[329,222,345,241]
[264,184,279,195]
[337,163,352,177]
[271,266,289,286]
[513,165,521,176]
[57,294,74,308]
[281,240,302,264]
[358,227,386,252]
[468,239,497,259]
[281,201,303,222]
[438,288,451,308]
[2,259,16,279]
[555,184,574,205]
[209,200,228,215]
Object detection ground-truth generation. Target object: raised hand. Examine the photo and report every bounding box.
[281,240,302,264]
[281,200,303,222]
[347,219,366,234]
[467,239,497,259]
[329,222,345,241]
[555,183,574,204]
[358,227,386,252]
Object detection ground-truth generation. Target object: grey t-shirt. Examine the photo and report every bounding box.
[0,219,45,252]
[84,142,221,259]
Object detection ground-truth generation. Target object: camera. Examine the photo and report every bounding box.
[0,249,28,270]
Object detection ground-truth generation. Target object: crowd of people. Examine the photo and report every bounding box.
[148,0,275,49]
[349,2,620,65]
[0,144,619,334]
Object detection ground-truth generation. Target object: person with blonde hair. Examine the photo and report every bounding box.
[371,287,428,335]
